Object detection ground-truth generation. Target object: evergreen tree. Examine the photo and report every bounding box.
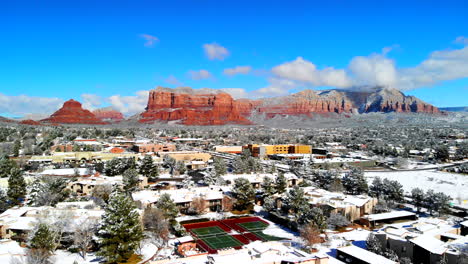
[28,222,57,263]
[283,186,309,221]
[13,140,21,157]
[232,177,255,210]
[342,167,368,195]
[369,177,385,198]
[0,155,16,178]
[411,188,425,212]
[175,161,186,175]
[263,196,276,212]
[155,193,179,220]
[434,145,450,161]
[139,155,158,181]
[97,190,143,264]
[302,207,328,232]
[233,156,247,174]
[213,157,227,177]
[7,168,26,206]
[275,172,287,194]
[123,169,139,194]
[327,213,350,230]
[261,176,275,196]
[0,189,8,214]
[366,233,384,255]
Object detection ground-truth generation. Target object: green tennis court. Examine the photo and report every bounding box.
[202,235,244,249]
[238,221,268,231]
[191,226,226,237]
[252,231,283,241]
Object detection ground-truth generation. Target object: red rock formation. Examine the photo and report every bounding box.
[139,87,251,125]
[93,107,124,122]
[41,99,108,125]
[20,119,42,126]
[138,87,440,125]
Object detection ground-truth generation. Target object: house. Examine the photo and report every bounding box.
[133,143,176,153]
[336,245,397,264]
[68,175,148,196]
[360,211,417,228]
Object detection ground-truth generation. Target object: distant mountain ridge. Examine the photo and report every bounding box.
[13,86,441,126]
[439,106,468,112]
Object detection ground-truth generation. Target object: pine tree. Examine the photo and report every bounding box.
[369,177,384,198]
[28,222,57,263]
[411,188,425,212]
[303,207,328,232]
[213,157,227,177]
[139,155,155,177]
[261,176,275,196]
[0,155,16,178]
[175,161,186,175]
[156,193,179,220]
[123,168,139,194]
[275,172,287,194]
[232,177,255,210]
[342,167,368,195]
[27,178,44,206]
[0,189,8,214]
[97,190,143,264]
[283,186,309,220]
[366,233,383,255]
[7,168,26,206]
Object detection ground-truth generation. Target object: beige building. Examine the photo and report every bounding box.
[68,175,148,196]
[29,151,138,164]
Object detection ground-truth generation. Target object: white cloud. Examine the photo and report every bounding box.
[272,57,352,88]
[223,66,252,76]
[220,88,249,99]
[165,75,183,86]
[140,34,159,47]
[188,69,213,80]
[348,54,398,87]
[108,90,149,115]
[455,36,468,45]
[0,93,64,117]
[81,93,102,110]
[203,43,230,60]
[251,78,299,98]
[269,37,468,91]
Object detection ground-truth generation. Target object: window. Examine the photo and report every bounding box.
[402,246,407,252]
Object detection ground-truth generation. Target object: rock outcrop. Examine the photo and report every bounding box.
[20,119,42,126]
[139,87,251,125]
[361,88,440,114]
[93,107,124,122]
[138,87,440,125]
[41,99,107,125]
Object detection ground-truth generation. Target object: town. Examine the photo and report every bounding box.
[0,120,466,264]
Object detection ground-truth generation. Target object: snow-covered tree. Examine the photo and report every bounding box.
[155,193,178,220]
[28,223,57,264]
[232,177,255,210]
[142,207,170,247]
[213,157,227,177]
[263,196,276,212]
[366,233,383,255]
[327,213,350,230]
[0,189,8,214]
[7,168,26,206]
[261,176,275,196]
[411,188,425,212]
[342,167,368,195]
[97,190,143,264]
[275,172,287,194]
[139,155,159,181]
[123,168,139,194]
[73,219,98,260]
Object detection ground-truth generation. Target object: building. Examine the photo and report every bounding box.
[244,144,312,158]
[133,143,176,153]
[214,146,243,154]
[360,211,417,228]
[160,151,212,170]
[336,245,397,264]
[28,151,138,164]
[132,186,225,213]
[68,175,148,196]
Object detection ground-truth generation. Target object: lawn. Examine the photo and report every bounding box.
[201,235,244,249]
[238,221,268,231]
[190,226,226,238]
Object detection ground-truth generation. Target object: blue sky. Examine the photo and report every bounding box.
[0,0,467,116]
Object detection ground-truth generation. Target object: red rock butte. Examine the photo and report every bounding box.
[93,107,124,122]
[41,99,108,125]
[139,87,252,125]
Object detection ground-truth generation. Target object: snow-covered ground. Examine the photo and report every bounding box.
[365,170,468,206]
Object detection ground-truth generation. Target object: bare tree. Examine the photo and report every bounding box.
[188,197,206,215]
[300,223,322,248]
[142,207,170,247]
[73,219,98,260]
[221,196,234,212]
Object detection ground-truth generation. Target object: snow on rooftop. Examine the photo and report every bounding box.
[411,235,447,255]
[363,210,415,222]
[337,245,397,264]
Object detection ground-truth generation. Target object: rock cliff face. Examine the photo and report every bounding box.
[139,87,251,125]
[361,88,440,114]
[138,87,440,125]
[41,99,107,125]
[20,120,42,126]
[93,107,124,122]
